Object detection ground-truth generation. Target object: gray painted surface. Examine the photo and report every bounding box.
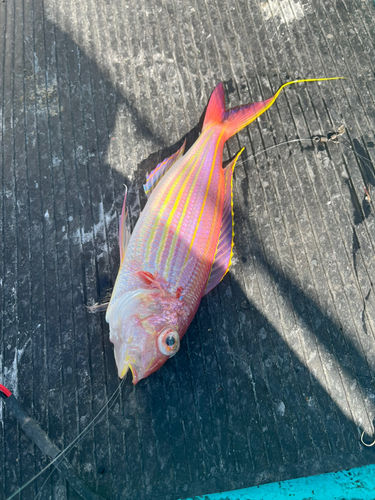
[1,0,375,499]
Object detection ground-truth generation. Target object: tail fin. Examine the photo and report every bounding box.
[202,77,344,140]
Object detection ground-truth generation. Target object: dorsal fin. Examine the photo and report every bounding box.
[143,141,186,198]
[204,148,244,295]
[119,185,131,261]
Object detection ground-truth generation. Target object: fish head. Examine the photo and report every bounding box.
[106,289,185,384]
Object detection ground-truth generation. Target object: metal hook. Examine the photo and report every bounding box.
[361,429,375,447]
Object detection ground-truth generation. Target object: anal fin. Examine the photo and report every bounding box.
[204,148,244,295]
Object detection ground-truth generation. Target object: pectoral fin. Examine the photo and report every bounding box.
[143,140,186,198]
[204,149,244,295]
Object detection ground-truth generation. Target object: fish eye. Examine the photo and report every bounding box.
[157,327,180,357]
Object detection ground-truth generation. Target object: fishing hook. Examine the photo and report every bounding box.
[360,420,375,447]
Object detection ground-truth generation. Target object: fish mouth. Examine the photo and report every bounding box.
[118,361,141,385]
[113,338,141,383]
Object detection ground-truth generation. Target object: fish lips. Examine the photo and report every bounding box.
[111,327,144,383]
[113,341,162,384]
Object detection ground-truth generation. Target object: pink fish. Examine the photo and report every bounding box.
[104,77,341,384]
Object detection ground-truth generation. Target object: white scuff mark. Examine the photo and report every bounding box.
[83,463,93,474]
[341,169,350,180]
[306,164,315,182]
[78,227,94,246]
[0,338,31,420]
[74,202,118,249]
[44,209,50,220]
[152,53,174,64]
[96,201,105,237]
[307,349,317,363]
[0,355,4,422]
[33,52,41,75]
[75,145,86,164]
[277,401,286,416]
[306,396,316,408]
[52,156,61,168]
[260,0,305,23]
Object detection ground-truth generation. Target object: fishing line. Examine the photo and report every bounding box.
[237,135,375,176]
[33,468,56,500]
[5,376,126,500]
[237,137,314,165]
[340,136,375,171]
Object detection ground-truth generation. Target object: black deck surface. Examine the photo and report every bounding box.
[2,0,375,499]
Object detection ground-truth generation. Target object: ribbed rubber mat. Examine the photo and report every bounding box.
[1,0,375,498]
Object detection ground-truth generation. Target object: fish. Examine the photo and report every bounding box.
[102,77,342,384]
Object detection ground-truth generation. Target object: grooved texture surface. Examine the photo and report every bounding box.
[1,0,375,499]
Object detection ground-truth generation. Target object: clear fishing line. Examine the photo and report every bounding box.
[238,135,374,174]
[5,376,126,500]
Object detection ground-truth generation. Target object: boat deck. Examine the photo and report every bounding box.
[1,0,375,498]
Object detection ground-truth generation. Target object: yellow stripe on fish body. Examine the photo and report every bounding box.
[163,131,217,278]
[180,128,226,276]
[144,139,205,264]
[154,132,212,271]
